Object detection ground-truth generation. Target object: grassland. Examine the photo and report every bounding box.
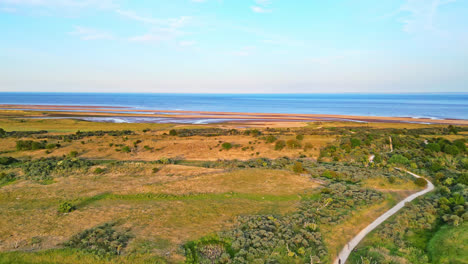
[0,111,466,263]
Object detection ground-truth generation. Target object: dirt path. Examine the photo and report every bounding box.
[333,169,434,264]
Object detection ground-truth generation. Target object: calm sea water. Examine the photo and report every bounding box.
[0,92,467,120]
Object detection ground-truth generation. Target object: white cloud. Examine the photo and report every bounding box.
[251,0,272,13]
[0,0,117,9]
[69,26,113,40]
[179,40,197,47]
[251,6,271,13]
[398,0,456,33]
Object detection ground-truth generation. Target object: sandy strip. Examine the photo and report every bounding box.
[0,104,467,125]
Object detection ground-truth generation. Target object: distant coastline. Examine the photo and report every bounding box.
[0,92,468,121]
[1,104,467,125]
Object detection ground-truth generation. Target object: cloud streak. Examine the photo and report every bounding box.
[69,26,113,40]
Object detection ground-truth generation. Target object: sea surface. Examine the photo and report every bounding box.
[0,92,467,120]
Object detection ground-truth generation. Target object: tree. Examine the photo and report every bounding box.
[296,134,304,141]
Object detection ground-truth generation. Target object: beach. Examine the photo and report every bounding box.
[1,104,467,125]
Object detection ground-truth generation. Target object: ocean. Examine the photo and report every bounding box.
[0,92,467,120]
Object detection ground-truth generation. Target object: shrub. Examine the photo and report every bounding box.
[16,140,46,151]
[350,138,361,148]
[0,172,16,185]
[304,142,313,151]
[414,178,427,187]
[443,145,460,155]
[221,142,233,150]
[0,157,17,165]
[286,139,301,149]
[58,201,76,213]
[69,151,79,158]
[293,162,304,173]
[45,143,60,150]
[0,128,5,137]
[275,140,286,150]
[426,143,441,152]
[65,223,132,255]
[152,167,160,173]
[265,135,277,143]
[93,168,105,174]
[121,146,131,153]
[388,154,410,165]
[169,129,177,136]
[296,134,304,141]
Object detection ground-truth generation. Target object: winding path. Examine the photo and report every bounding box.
[333,169,434,264]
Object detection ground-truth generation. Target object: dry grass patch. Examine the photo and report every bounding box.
[149,168,318,196]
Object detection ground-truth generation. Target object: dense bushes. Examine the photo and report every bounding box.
[20,157,96,181]
[0,172,16,186]
[0,156,17,165]
[64,223,132,256]
[171,128,240,137]
[16,140,46,151]
[185,182,384,263]
[39,130,134,141]
[0,129,48,138]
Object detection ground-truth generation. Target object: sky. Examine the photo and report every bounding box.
[0,0,467,93]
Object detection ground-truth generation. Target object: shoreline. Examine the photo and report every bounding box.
[1,104,467,125]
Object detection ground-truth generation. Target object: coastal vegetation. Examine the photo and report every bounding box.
[0,113,466,263]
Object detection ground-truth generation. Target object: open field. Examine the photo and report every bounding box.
[0,110,466,263]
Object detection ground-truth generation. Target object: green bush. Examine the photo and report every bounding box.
[0,157,17,165]
[0,172,16,185]
[286,139,301,149]
[265,135,277,143]
[16,140,46,151]
[69,151,79,158]
[93,168,105,174]
[58,201,76,213]
[443,145,460,155]
[64,223,132,256]
[121,146,131,153]
[388,154,410,165]
[152,167,160,173]
[296,134,304,141]
[414,178,427,187]
[350,138,361,148]
[221,142,233,150]
[426,143,441,152]
[169,129,177,136]
[275,140,286,150]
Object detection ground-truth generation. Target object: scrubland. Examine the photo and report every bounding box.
[0,112,466,263]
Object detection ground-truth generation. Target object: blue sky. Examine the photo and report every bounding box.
[0,0,467,93]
